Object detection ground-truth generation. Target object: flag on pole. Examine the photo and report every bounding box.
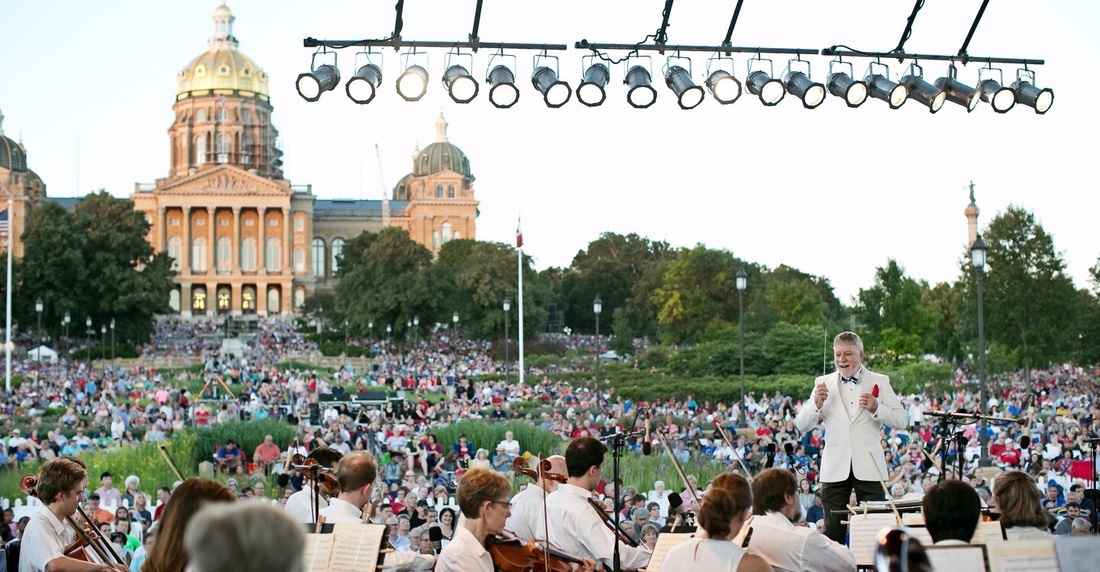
[0,209,8,234]
[516,217,523,248]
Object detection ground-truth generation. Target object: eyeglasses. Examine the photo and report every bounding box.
[490,501,512,510]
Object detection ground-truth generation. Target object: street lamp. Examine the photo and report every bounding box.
[593,295,602,383]
[413,316,419,345]
[110,318,115,361]
[453,311,460,339]
[971,234,990,467]
[35,298,43,362]
[100,325,107,361]
[736,267,748,428]
[85,316,92,346]
[63,312,70,351]
[368,321,374,345]
[503,299,511,383]
[386,324,392,346]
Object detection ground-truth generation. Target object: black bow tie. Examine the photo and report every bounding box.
[841,376,859,384]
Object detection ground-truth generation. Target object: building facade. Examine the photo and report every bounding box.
[0,109,46,259]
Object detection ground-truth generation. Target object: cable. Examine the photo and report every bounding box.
[892,0,926,55]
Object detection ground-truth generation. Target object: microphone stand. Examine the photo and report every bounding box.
[611,407,643,572]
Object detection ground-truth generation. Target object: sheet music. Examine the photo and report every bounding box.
[647,532,694,572]
[303,533,335,572]
[971,520,1005,544]
[926,545,987,572]
[1054,536,1100,572]
[329,523,387,572]
[986,539,1058,572]
[903,525,934,548]
[847,513,898,566]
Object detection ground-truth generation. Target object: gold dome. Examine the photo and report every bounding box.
[176,5,270,100]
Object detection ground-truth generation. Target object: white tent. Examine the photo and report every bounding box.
[28,345,58,363]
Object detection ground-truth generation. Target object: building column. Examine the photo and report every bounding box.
[231,282,242,317]
[181,283,193,319]
[259,207,268,275]
[232,207,241,272]
[256,281,267,316]
[157,207,167,252]
[283,207,292,274]
[181,206,192,275]
[208,207,216,273]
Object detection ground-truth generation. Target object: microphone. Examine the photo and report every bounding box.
[642,410,652,456]
[276,473,290,488]
[1019,435,1031,449]
[667,491,683,515]
[429,526,443,553]
[765,443,776,469]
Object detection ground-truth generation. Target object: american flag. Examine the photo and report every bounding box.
[516,217,523,248]
[0,209,8,234]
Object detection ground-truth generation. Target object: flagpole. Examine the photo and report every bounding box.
[517,217,524,385]
[5,193,12,392]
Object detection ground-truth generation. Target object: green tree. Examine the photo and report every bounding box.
[650,245,746,345]
[855,259,936,357]
[763,265,829,326]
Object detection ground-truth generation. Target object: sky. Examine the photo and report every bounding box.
[1,0,1097,303]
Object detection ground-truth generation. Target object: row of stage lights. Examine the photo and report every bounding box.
[296,51,1053,114]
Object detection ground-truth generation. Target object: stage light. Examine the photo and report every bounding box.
[443,65,478,103]
[487,65,520,108]
[1011,70,1053,114]
[296,64,340,102]
[532,66,571,107]
[577,63,610,107]
[664,65,704,110]
[900,64,946,113]
[827,60,867,108]
[865,65,908,109]
[346,63,382,104]
[746,71,784,106]
[934,65,981,112]
[397,64,429,101]
[625,65,657,108]
[784,60,825,109]
[705,70,741,104]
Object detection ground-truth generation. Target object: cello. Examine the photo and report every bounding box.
[20,473,128,567]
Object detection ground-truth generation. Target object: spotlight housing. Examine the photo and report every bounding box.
[443,65,479,104]
[746,71,785,106]
[866,73,908,109]
[296,64,340,102]
[486,65,520,108]
[785,70,825,109]
[532,66,571,108]
[705,70,742,105]
[827,60,867,108]
[900,65,946,113]
[625,65,657,108]
[665,65,704,110]
[346,63,382,104]
[577,63,610,107]
[1011,71,1053,114]
[979,79,1016,113]
[397,64,429,102]
[934,68,981,113]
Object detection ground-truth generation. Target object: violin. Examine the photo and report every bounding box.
[486,535,586,572]
[292,456,339,491]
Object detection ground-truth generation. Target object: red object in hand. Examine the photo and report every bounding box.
[872,384,880,398]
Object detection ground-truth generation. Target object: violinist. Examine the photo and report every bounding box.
[284,446,342,524]
[505,455,567,541]
[658,483,772,572]
[19,458,128,572]
[318,452,435,570]
[436,468,513,572]
[546,437,652,571]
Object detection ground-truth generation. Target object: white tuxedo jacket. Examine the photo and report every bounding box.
[794,368,907,483]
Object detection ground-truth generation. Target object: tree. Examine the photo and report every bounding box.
[650,245,746,345]
[763,265,829,326]
[855,259,936,357]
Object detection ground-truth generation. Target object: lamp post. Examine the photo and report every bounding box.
[386,324,391,346]
[736,267,748,428]
[503,299,511,383]
[971,235,990,467]
[85,316,92,346]
[368,321,374,345]
[453,311,460,340]
[35,298,43,362]
[100,325,107,361]
[593,295,602,383]
[63,312,70,352]
[413,316,419,345]
[110,318,115,361]
[344,319,349,350]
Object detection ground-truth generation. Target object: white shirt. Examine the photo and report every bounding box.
[285,487,329,523]
[659,537,746,572]
[436,524,493,572]
[546,483,651,570]
[20,508,76,572]
[747,511,856,572]
[499,439,521,457]
[319,498,436,571]
[505,482,549,541]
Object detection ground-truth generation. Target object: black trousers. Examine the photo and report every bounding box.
[821,466,885,545]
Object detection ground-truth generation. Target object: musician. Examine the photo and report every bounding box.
[436,468,512,572]
[136,478,236,572]
[184,503,304,572]
[20,458,129,572]
[318,452,435,570]
[794,331,907,544]
[658,485,772,572]
[546,437,652,570]
[994,470,1055,539]
[504,455,566,541]
[746,468,856,572]
[922,480,980,544]
[284,446,342,524]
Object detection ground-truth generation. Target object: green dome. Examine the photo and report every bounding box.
[0,133,27,173]
[412,114,474,180]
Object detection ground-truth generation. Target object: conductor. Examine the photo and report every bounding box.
[794,331,907,544]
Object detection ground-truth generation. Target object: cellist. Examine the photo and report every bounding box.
[505,455,567,541]
[20,458,128,572]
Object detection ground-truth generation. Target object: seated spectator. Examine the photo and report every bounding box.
[1070,518,1091,536]
[923,480,981,544]
[86,493,116,523]
[215,440,245,474]
[805,494,825,525]
[1055,502,1082,535]
[498,431,520,459]
[252,435,282,475]
[491,446,514,480]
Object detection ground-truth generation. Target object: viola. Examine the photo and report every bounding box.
[485,535,585,572]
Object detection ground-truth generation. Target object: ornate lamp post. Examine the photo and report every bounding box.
[110,318,115,361]
[413,316,420,345]
[62,312,70,353]
[971,235,990,467]
[736,267,748,428]
[35,298,43,362]
[593,295,602,382]
[100,325,107,361]
[453,311,460,340]
[503,299,511,383]
[85,316,92,346]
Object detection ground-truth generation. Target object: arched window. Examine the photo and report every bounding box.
[435,185,443,198]
[216,237,231,274]
[267,288,281,314]
[240,237,257,271]
[294,287,306,309]
[195,136,206,165]
[447,184,455,198]
[432,230,440,249]
[331,238,345,274]
[169,289,181,312]
[265,238,281,271]
[217,288,231,313]
[192,288,207,313]
[294,248,304,272]
[440,222,452,246]
[216,134,228,163]
[191,237,208,272]
[167,237,182,270]
[242,287,256,313]
[312,238,326,277]
[196,109,207,122]
[217,107,228,122]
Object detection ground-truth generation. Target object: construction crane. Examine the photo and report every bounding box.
[374,143,391,228]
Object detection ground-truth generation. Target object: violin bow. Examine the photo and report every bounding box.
[159,444,185,481]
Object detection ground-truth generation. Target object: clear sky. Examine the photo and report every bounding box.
[1,0,1097,303]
